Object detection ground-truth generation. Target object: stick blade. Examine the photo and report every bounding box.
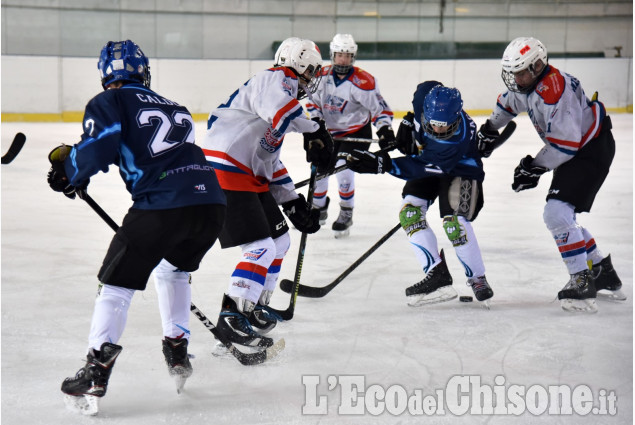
[1,132,26,164]
[278,278,329,298]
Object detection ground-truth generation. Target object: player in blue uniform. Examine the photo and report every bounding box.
[47,40,226,415]
[347,81,494,307]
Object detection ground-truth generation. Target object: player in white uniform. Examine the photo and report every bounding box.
[478,37,624,313]
[202,38,333,346]
[306,34,395,237]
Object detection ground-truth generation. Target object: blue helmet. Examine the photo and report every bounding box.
[422,86,463,140]
[98,40,150,90]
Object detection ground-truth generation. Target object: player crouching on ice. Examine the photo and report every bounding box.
[48,40,226,414]
[347,81,494,307]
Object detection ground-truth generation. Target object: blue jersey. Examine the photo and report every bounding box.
[64,83,226,209]
[390,83,484,182]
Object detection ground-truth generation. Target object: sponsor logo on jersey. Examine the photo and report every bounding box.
[244,248,268,261]
[259,127,284,153]
[194,183,207,192]
[548,189,560,195]
[160,164,215,179]
[324,95,347,113]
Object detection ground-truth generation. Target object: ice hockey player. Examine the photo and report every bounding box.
[306,33,395,238]
[347,81,494,307]
[202,38,333,347]
[477,36,624,313]
[47,40,226,414]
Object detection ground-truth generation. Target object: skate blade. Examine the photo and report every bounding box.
[408,286,458,307]
[597,289,627,301]
[560,298,598,314]
[479,299,491,310]
[333,228,350,239]
[168,366,192,394]
[63,394,99,416]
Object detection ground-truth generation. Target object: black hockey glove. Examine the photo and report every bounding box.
[377,125,396,150]
[347,149,392,174]
[47,144,77,199]
[395,112,419,155]
[303,118,334,172]
[477,120,500,158]
[512,155,549,192]
[282,194,321,234]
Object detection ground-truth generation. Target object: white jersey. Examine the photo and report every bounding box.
[488,65,605,170]
[306,65,393,137]
[202,67,318,204]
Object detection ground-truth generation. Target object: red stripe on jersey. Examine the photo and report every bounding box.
[271,258,283,267]
[545,136,580,149]
[215,169,268,192]
[203,149,255,176]
[273,99,301,130]
[272,167,289,179]
[580,103,601,147]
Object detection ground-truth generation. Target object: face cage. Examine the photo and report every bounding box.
[299,64,322,94]
[423,115,461,140]
[501,69,535,94]
[331,52,355,75]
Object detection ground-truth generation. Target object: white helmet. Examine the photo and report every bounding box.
[286,39,323,95]
[274,37,301,66]
[330,33,358,74]
[501,36,548,93]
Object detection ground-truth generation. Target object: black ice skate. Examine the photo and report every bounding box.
[313,196,330,226]
[217,294,274,348]
[592,255,626,301]
[467,275,494,308]
[406,250,456,307]
[248,304,279,334]
[332,206,353,238]
[558,269,598,313]
[162,337,192,394]
[61,342,122,416]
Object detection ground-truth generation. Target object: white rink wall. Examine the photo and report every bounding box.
[1,55,632,117]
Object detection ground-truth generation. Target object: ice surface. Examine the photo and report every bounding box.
[1,115,632,424]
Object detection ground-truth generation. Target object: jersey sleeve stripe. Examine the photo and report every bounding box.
[272,99,302,131]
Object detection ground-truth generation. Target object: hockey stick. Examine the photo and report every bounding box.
[334,137,380,143]
[77,190,284,366]
[278,223,401,298]
[484,121,517,154]
[264,165,318,321]
[293,145,442,189]
[1,132,26,164]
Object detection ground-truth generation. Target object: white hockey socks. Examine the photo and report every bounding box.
[153,259,191,340]
[446,216,486,278]
[227,237,276,305]
[400,196,442,272]
[88,284,134,353]
[336,157,355,208]
[261,232,290,305]
[543,199,589,274]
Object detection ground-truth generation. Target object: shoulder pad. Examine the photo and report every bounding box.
[348,68,376,90]
[269,67,298,79]
[321,65,333,76]
[534,67,565,105]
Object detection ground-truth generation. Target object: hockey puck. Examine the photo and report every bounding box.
[459,296,473,302]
